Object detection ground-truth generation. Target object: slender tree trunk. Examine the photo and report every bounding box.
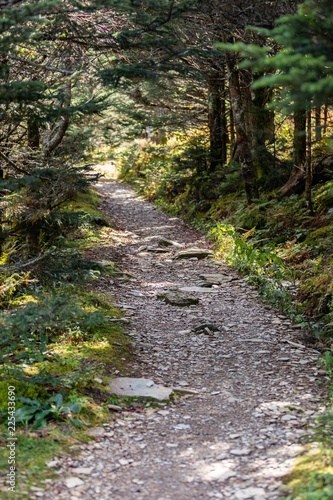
[229,101,235,159]
[278,109,307,198]
[220,84,228,165]
[306,109,313,214]
[315,105,321,142]
[227,59,258,204]
[324,104,328,135]
[251,86,274,174]
[208,75,227,171]
[43,81,71,156]
[293,109,306,166]
[27,116,40,149]
[26,224,41,257]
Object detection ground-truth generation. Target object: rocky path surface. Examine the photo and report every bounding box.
[38,180,326,500]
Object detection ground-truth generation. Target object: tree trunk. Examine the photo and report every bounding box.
[27,116,40,149]
[293,109,306,166]
[315,105,321,142]
[227,59,258,204]
[251,86,275,174]
[208,75,227,171]
[25,224,41,257]
[43,81,71,156]
[305,109,313,214]
[229,101,235,159]
[324,104,328,134]
[278,109,307,198]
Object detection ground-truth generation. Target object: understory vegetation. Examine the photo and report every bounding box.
[0,187,133,495]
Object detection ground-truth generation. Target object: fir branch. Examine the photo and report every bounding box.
[3,53,76,75]
[0,151,30,175]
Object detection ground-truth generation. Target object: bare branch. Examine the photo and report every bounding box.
[3,53,76,75]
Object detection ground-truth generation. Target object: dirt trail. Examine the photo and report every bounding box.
[37,180,326,500]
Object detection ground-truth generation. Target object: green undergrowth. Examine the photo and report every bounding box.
[0,188,133,495]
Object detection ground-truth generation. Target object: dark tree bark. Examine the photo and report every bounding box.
[43,81,71,156]
[315,105,321,142]
[324,104,328,134]
[251,86,275,173]
[27,116,40,149]
[208,74,227,171]
[227,59,258,204]
[25,224,41,257]
[278,109,307,198]
[293,109,306,166]
[305,109,313,213]
[229,99,235,158]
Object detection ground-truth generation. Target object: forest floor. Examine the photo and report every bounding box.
[35,177,328,500]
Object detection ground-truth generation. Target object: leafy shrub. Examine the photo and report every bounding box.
[0,294,108,362]
[0,272,32,309]
[15,393,81,430]
[34,249,103,286]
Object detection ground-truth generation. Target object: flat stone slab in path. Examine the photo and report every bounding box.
[109,377,173,400]
[174,248,214,259]
[157,290,200,306]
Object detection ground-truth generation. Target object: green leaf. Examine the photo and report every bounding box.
[32,418,48,430]
[17,397,40,406]
[68,403,81,413]
[15,407,37,422]
[48,393,63,408]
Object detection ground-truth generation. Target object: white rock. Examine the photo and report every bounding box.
[71,467,94,475]
[179,286,219,293]
[234,487,266,499]
[119,458,129,466]
[46,460,59,468]
[173,423,191,430]
[230,448,251,456]
[65,477,85,489]
[109,377,173,400]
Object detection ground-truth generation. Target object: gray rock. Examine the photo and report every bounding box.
[157,237,183,248]
[147,247,170,253]
[157,291,199,307]
[87,427,105,437]
[230,448,252,456]
[107,404,123,411]
[71,467,94,475]
[194,323,220,334]
[178,286,219,293]
[174,248,214,259]
[234,487,266,499]
[65,477,85,489]
[109,377,173,400]
[199,273,236,285]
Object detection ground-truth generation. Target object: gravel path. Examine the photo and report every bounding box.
[36,180,326,500]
